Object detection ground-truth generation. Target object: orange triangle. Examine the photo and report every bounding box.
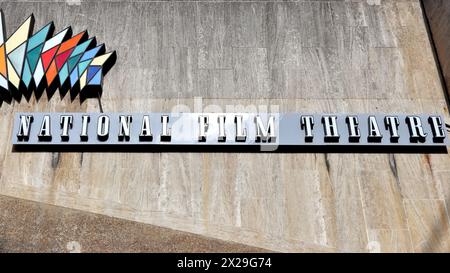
[45,62,58,85]
[0,45,7,77]
[58,31,86,54]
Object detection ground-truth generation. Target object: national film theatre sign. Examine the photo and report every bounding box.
[12,112,449,152]
[2,13,449,153]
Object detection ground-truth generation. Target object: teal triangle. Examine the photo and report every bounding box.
[71,38,94,57]
[68,54,82,73]
[27,23,52,52]
[27,44,44,73]
[78,60,91,75]
[8,43,27,75]
[22,61,32,87]
[59,63,69,83]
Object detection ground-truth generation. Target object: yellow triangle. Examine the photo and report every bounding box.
[90,52,113,66]
[7,60,19,88]
[80,70,87,90]
[5,15,33,53]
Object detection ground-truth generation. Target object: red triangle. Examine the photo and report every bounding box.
[42,46,59,71]
[56,48,74,70]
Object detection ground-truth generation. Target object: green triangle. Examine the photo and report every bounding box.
[78,60,91,75]
[68,53,82,73]
[27,44,44,73]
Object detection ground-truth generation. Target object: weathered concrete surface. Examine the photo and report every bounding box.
[0,194,267,253]
[422,0,450,99]
[0,0,449,252]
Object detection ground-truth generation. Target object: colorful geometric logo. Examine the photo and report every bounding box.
[0,10,116,103]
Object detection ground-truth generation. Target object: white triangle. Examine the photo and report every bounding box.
[8,42,26,75]
[0,74,7,89]
[0,12,4,44]
[33,58,44,85]
[42,28,69,52]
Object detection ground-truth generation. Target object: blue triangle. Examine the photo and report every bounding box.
[80,45,102,62]
[87,66,101,82]
[88,68,102,85]
[70,69,79,87]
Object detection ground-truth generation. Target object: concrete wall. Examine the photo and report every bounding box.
[422,0,450,98]
[1,0,450,252]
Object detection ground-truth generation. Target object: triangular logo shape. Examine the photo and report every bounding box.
[55,48,73,70]
[68,54,82,73]
[8,42,26,75]
[41,45,59,71]
[0,45,7,77]
[78,60,91,75]
[0,12,116,101]
[87,66,101,83]
[88,68,102,85]
[26,44,43,73]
